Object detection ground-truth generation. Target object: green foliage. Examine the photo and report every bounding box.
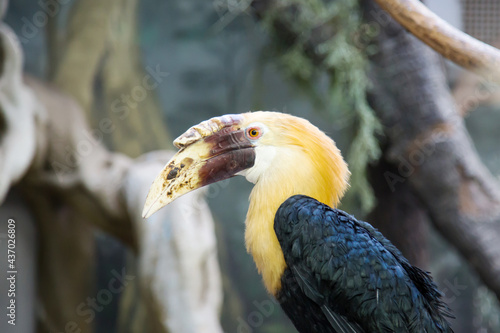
[262,0,382,213]
[322,7,382,212]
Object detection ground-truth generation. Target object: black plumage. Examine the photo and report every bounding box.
[275,195,453,333]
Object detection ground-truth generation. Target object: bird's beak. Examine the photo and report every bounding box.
[142,114,255,218]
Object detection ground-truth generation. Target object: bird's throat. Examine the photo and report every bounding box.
[244,154,339,295]
[245,183,288,296]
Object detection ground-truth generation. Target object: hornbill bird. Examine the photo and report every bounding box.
[142,112,453,332]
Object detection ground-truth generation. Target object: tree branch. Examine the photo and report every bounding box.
[372,0,500,81]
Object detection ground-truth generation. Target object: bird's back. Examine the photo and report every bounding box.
[274,195,453,333]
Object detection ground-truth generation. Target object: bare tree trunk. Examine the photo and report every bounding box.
[99,0,171,157]
[52,0,170,157]
[367,156,429,268]
[52,0,115,116]
[23,185,96,333]
[365,1,500,302]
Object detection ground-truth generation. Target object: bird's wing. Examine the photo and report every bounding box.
[353,219,454,320]
[292,265,365,333]
[275,195,453,333]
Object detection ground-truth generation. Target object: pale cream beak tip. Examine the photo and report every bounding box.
[142,193,168,219]
[142,205,153,219]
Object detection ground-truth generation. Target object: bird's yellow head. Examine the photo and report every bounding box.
[142,111,350,219]
[142,111,350,295]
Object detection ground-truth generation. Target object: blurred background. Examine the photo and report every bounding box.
[1,0,500,332]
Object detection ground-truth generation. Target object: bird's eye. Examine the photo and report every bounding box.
[246,127,262,139]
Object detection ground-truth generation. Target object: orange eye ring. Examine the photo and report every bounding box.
[246,127,261,139]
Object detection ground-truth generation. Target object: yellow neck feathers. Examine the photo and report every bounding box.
[243,113,350,295]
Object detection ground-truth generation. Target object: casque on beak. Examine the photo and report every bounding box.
[142,114,255,218]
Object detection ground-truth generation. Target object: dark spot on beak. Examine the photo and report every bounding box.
[167,167,179,180]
